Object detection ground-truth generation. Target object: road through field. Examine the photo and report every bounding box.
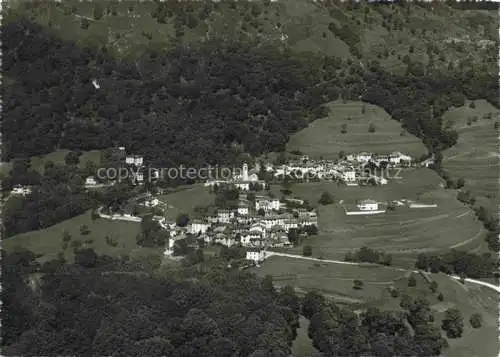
[264,251,500,293]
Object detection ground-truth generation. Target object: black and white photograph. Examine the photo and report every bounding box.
[1,1,499,356]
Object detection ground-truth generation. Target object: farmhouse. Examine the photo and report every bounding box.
[85,176,97,187]
[255,198,281,212]
[11,185,32,196]
[187,219,211,234]
[356,152,373,163]
[246,250,265,263]
[357,199,379,211]
[125,155,144,167]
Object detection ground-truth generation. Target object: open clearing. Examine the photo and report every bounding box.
[287,100,428,160]
[272,168,485,267]
[158,184,215,221]
[255,256,499,357]
[441,100,499,213]
[291,315,318,357]
[29,149,102,173]
[3,210,145,263]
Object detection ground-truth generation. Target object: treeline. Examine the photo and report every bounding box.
[344,246,392,266]
[415,249,497,279]
[303,290,448,357]
[2,249,299,357]
[2,17,320,167]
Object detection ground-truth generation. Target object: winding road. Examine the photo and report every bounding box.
[264,251,500,293]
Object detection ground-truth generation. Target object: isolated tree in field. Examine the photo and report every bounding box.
[353,279,364,290]
[390,288,399,298]
[341,123,348,134]
[408,274,417,287]
[437,292,444,301]
[287,228,299,246]
[318,191,334,205]
[400,294,413,310]
[469,313,483,328]
[361,105,366,114]
[79,224,90,235]
[456,177,465,189]
[65,151,80,166]
[368,123,376,133]
[430,281,438,293]
[93,3,103,19]
[338,151,346,159]
[441,308,464,338]
[469,101,476,109]
[494,121,499,130]
[302,245,312,257]
[62,230,72,242]
[80,18,90,30]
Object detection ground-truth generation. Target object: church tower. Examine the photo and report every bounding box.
[242,162,249,182]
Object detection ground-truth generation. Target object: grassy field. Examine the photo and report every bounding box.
[29,149,102,173]
[255,256,499,357]
[158,184,215,221]
[441,100,499,213]
[287,100,428,160]
[272,168,485,267]
[3,210,145,263]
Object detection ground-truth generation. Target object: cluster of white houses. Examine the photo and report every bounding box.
[163,193,318,257]
[203,151,430,190]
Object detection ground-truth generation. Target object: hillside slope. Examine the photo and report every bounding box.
[8,0,497,76]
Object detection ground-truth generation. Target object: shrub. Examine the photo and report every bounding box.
[368,123,376,133]
[437,293,444,301]
[302,245,312,257]
[341,124,348,134]
[469,101,476,109]
[353,279,364,290]
[469,313,483,328]
[408,274,417,287]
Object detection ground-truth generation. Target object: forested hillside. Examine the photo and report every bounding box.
[2,249,299,357]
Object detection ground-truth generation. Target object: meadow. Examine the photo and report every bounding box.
[157,184,215,221]
[287,100,428,160]
[271,168,485,267]
[3,210,144,263]
[441,99,499,212]
[255,256,499,357]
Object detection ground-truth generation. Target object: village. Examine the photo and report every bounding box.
[8,148,436,264]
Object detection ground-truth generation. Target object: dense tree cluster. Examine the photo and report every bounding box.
[344,246,392,266]
[3,18,319,167]
[2,249,299,357]
[2,160,93,236]
[305,291,447,357]
[415,249,497,279]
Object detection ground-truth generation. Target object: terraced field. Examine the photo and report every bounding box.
[272,168,484,267]
[441,100,499,212]
[255,256,499,357]
[287,100,428,160]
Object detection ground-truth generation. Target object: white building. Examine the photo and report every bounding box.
[11,185,32,196]
[357,199,379,211]
[356,152,372,163]
[125,155,144,167]
[255,198,281,212]
[144,198,159,207]
[389,152,412,165]
[217,210,235,223]
[237,204,249,216]
[246,250,265,262]
[342,170,356,183]
[234,182,250,191]
[85,176,97,187]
